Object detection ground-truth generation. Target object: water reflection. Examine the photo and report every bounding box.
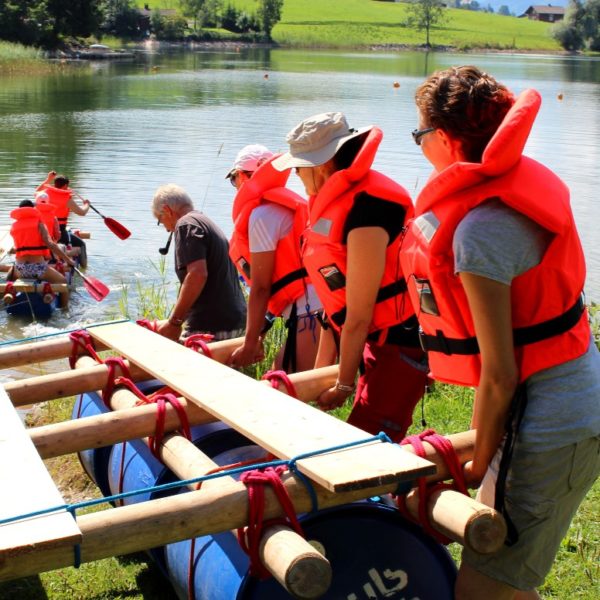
[0,48,598,342]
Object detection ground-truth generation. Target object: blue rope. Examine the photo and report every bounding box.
[0,319,130,347]
[0,433,393,527]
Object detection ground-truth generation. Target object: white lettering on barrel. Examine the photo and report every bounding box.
[346,566,418,599]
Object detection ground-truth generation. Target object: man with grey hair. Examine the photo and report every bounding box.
[152,183,246,341]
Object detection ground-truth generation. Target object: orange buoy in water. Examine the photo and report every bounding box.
[393,81,400,88]
[557,93,563,101]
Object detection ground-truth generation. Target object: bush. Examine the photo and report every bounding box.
[151,12,188,41]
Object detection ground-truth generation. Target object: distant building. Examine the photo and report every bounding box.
[520,5,565,23]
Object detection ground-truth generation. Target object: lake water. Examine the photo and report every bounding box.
[0,47,599,343]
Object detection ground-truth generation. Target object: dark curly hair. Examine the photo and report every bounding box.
[415,66,515,163]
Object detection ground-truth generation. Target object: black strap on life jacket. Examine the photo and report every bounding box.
[330,278,408,328]
[270,268,307,297]
[419,296,585,355]
[15,245,48,252]
[495,383,529,547]
[282,302,298,373]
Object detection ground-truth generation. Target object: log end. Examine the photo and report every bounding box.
[285,548,332,600]
[465,508,507,554]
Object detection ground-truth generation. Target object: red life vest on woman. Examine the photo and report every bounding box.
[302,127,416,337]
[35,199,60,242]
[229,156,309,317]
[41,185,72,224]
[400,89,589,387]
[10,207,51,259]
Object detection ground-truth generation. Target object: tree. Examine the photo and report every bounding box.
[256,0,283,41]
[45,0,104,44]
[0,0,51,46]
[179,0,204,31]
[498,5,511,17]
[103,0,141,38]
[407,0,446,48]
[553,0,600,51]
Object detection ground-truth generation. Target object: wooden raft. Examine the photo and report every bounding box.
[89,321,435,492]
[0,281,69,294]
[0,387,81,558]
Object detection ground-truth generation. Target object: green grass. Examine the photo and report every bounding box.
[138,0,560,50]
[0,41,56,74]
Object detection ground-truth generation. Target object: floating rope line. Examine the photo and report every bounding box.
[0,432,392,528]
[0,318,130,346]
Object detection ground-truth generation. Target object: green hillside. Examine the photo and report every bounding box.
[139,0,560,50]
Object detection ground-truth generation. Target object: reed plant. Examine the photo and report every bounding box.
[0,41,58,75]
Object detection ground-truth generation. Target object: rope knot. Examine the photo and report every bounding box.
[237,466,304,579]
[261,370,298,397]
[68,330,102,369]
[136,318,159,333]
[184,333,214,357]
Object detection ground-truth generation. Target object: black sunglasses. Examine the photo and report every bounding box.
[412,127,435,146]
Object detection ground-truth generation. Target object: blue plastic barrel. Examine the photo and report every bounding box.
[72,379,166,496]
[165,501,456,600]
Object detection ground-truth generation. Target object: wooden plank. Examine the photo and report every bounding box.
[0,281,69,293]
[0,387,81,558]
[89,322,435,492]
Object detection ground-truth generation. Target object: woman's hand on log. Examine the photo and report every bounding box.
[228,339,264,368]
[317,386,349,411]
[462,460,485,488]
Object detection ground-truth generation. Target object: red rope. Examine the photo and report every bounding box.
[146,392,192,459]
[184,333,214,358]
[68,330,102,369]
[101,357,134,408]
[54,261,65,275]
[396,429,468,544]
[261,370,298,398]
[136,318,159,332]
[237,466,304,579]
[4,281,15,301]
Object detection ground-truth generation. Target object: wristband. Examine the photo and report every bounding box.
[168,315,184,327]
[334,379,356,394]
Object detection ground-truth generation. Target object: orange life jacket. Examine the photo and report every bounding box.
[302,127,416,337]
[400,89,589,387]
[41,185,72,224]
[10,206,51,259]
[229,155,309,316]
[35,199,60,242]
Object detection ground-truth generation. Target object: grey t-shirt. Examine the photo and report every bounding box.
[174,211,246,333]
[453,199,600,451]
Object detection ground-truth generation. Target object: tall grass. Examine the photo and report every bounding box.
[0,41,55,74]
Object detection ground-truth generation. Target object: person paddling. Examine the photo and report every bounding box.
[227,144,321,373]
[36,171,89,267]
[8,200,75,307]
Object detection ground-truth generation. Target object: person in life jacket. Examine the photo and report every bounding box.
[272,112,428,440]
[9,200,76,307]
[401,66,600,599]
[227,144,322,373]
[36,171,89,267]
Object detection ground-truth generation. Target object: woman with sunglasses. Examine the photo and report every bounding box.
[273,112,428,440]
[401,66,600,599]
[227,144,321,372]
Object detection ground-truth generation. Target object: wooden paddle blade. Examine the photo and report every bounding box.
[104,217,131,240]
[74,268,110,302]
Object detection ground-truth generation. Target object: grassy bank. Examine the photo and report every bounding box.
[141,0,560,51]
[0,41,58,74]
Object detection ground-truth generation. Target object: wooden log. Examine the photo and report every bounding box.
[0,282,69,293]
[29,366,339,458]
[69,356,331,599]
[404,487,507,554]
[0,327,243,370]
[0,469,504,582]
[70,230,90,239]
[155,435,332,599]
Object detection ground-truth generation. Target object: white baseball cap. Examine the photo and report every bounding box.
[226,144,274,179]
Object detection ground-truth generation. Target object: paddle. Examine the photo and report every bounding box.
[73,266,110,302]
[74,193,131,240]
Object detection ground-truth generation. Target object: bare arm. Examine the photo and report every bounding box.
[317,227,389,409]
[68,196,90,216]
[157,258,208,341]
[36,170,56,192]
[38,223,74,266]
[229,250,275,367]
[460,272,519,485]
[314,325,338,368]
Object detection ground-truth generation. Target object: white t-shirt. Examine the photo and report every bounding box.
[249,203,322,317]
